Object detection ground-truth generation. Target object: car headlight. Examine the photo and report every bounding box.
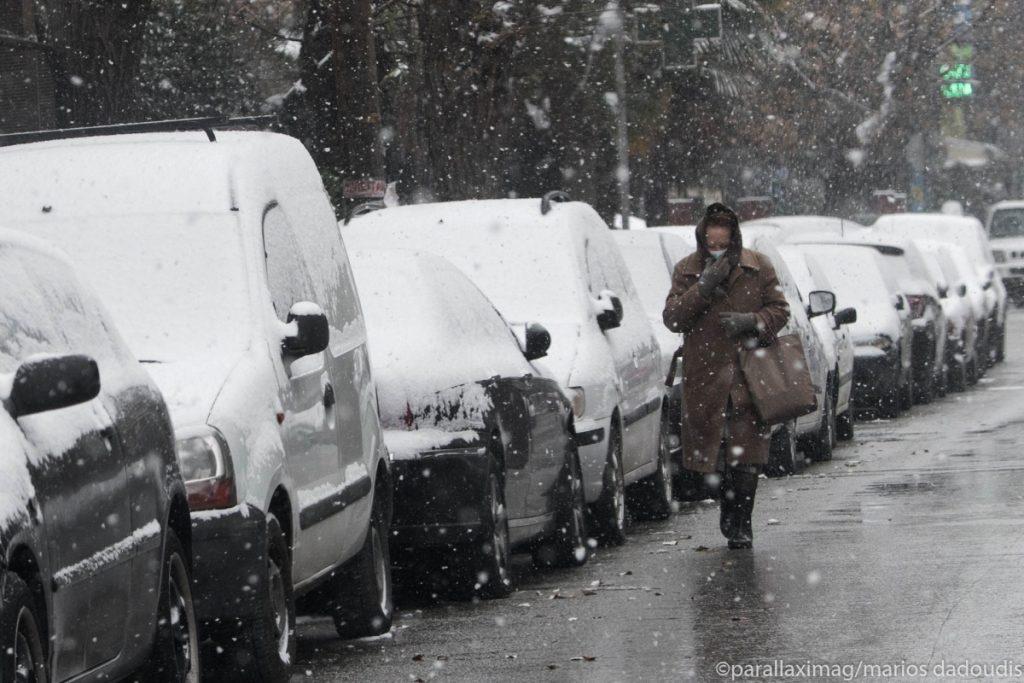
[568,387,586,419]
[176,426,237,511]
[993,250,1007,264]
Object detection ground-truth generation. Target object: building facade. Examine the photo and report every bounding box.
[0,0,55,133]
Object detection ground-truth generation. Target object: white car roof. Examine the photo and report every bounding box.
[0,131,320,219]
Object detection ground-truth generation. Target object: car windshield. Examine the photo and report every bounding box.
[990,209,1024,239]
[800,245,890,311]
[615,239,671,320]
[14,214,252,363]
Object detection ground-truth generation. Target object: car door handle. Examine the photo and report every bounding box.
[323,383,336,410]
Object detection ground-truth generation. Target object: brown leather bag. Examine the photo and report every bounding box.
[738,333,817,425]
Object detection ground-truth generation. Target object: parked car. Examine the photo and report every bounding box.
[344,196,669,543]
[609,230,691,492]
[746,215,867,239]
[775,244,857,440]
[800,232,946,404]
[916,239,984,389]
[741,236,838,472]
[0,231,198,681]
[874,213,1007,365]
[347,248,589,596]
[799,243,913,418]
[0,128,393,680]
[985,200,1024,306]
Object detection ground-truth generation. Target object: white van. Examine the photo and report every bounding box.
[344,196,669,541]
[0,128,392,680]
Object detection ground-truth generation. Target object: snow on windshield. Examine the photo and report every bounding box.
[800,244,891,311]
[14,214,252,363]
[612,235,672,321]
[349,249,530,429]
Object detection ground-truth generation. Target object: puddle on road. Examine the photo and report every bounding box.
[864,481,938,495]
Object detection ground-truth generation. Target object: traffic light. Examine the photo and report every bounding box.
[940,43,974,99]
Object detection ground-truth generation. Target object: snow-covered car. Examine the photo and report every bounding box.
[0,129,393,679]
[742,237,837,472]
[798,242,913,419]
[916,239,983,389]
[344,197,669,544]
[609,230,690,489]
[0,231,198,681]
[985,200,1024,306]
[799,243,914,418]
[776,244,857,441]
[746,215,867,240]
[348,249,589,596]
[874,213,1007,365]
[799,232,946,404]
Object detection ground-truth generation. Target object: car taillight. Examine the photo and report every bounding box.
[176,427,237,511]
[906,294,927,319]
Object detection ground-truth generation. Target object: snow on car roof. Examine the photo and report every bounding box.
[0,130,316,218]
[344,199,594,324]
[349,248,531,429]
[746,215,866,236]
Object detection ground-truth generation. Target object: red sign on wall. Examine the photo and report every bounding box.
[343,179,387,199]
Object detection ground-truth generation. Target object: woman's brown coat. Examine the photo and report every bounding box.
[663,241,790,474]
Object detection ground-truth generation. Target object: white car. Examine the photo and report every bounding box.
[874,213,1007,365]
[746,215,867,239]
[914,239,980,390]
[776,244,857,440]
[799,244,912,419]
[0,128,393,679]
[985,200,1024,307]
[741,236,837,471]
[344,197,669,543]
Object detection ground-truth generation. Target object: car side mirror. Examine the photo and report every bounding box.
[807,290,836,318]
[893,295,905,311]
[958,283,968,297]
[834,307,857,327]
[282,302,330,357]
[938,285,948,299]
[982,279,993,291]
[596,291,624,332]
[524,323,552,361]
[7,354,101,419]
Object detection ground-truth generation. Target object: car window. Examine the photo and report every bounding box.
[0,245,127,375]
[263,204,315,321]
[991,209,1024,239]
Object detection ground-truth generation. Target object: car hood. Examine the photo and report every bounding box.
[526,321,586,388]
[848,303,902,345]
[143,353,245,430]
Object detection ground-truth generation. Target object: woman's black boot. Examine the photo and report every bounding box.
[726,467,759,549]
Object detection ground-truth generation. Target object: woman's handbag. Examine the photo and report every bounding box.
[738,333,817,425]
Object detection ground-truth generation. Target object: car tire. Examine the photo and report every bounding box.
[806,388,835,462]
[967,356,979,386]
[331,487,395,634]
[0,572,47,683]
[590,425,627,546]
[914,362,935,404]
[630,419,674,521]
[836,404,855,441]
[766,422,798,477]
[534,451,589,568]
[879,365,900,419]
[462,463,514,599]
[899,366,914,413]
[149,529,201,682]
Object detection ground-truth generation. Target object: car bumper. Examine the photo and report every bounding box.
[190,503,267,626]
[390,444,491,550]
[852,351,898,406]
[575,416,611,504]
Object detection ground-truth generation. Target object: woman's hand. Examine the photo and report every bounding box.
[719,312,758,338]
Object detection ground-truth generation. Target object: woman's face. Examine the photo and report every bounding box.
[705,225,732,251]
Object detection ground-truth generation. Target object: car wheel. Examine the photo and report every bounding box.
[914,363,935,404]
[149,529,201,682]
[899,365,914,413]
[629,419,674,521]
[464,465,513,599]
[949,356,968,392]
[534,451,589,568]
[966,355,979,386]
[0,573,47,683]
[331,486,395,634]
[591,425,627,546]
[806,389,835,462]
[766,422,798,476]
[836,403,855,441]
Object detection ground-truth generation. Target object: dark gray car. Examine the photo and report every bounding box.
[0,233,198,682]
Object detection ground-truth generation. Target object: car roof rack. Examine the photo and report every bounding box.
[541,190,571,215]
[0,114,277,147]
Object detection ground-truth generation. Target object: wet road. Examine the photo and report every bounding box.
[295,313,1024,681]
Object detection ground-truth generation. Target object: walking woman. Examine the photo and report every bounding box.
[662,203,790,549]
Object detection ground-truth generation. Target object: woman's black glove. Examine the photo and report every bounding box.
[697,258,731,299]
[719,312,758,338]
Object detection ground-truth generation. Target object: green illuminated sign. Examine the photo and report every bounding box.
[942,81,974,98]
